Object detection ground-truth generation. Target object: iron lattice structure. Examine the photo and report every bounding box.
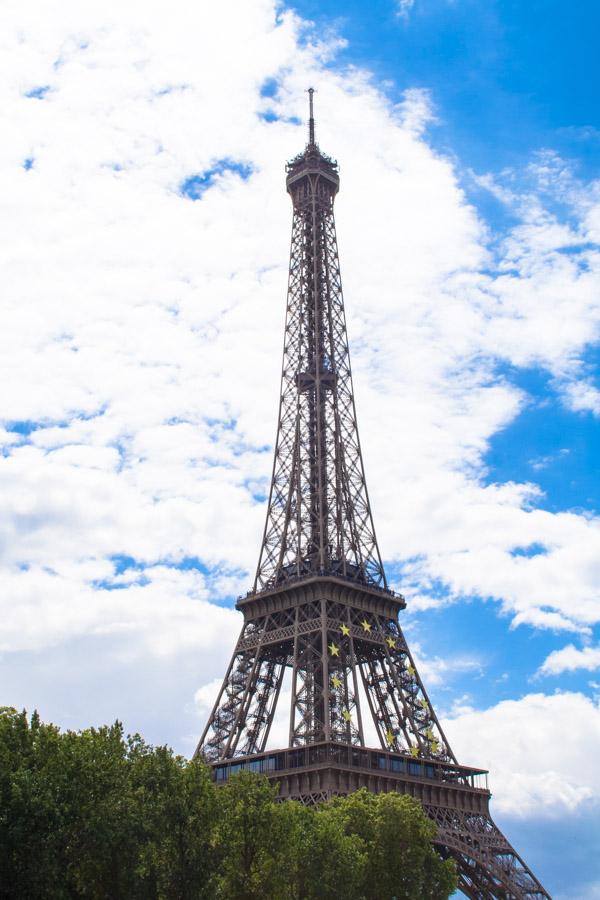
[254,95,385,595]
[196,92,550,900]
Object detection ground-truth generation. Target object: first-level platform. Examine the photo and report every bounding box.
[208,742,549,899]
[211,739,489,810]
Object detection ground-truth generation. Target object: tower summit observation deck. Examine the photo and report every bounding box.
[195,91,550,900]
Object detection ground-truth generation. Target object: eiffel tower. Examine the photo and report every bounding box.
[195,91,550,900]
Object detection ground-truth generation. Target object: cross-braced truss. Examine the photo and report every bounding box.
[428,808,549,899]
[195,96,551,899]
[197,596,453,765]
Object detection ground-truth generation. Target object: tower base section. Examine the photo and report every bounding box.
[210,742,550,900]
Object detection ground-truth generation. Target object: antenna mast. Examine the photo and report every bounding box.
[308,87,316,145]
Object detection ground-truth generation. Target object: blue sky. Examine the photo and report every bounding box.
[1,1,600,897]
[295,0,600,175]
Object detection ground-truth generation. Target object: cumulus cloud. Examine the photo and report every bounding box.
[396,0,416,20]
[564,380,600,416]
[405,641,483,687]
[444,692,600,816]
[0,563,240,657]
[539,643,600,676]
[1,0,600,755]
[194,678,225,719]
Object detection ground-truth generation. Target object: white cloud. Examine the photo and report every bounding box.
[564,380,600,416]
[539,643,600,676]
[194,678,224,718]
[444,692,600,816]
[0,563,240,657]
[394,87,435,135]
[396,0,416,20]
[0,0,600,763]
[405,641,483,687]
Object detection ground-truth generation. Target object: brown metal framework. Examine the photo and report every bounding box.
[254,89,385,594]
[195,91,551,899]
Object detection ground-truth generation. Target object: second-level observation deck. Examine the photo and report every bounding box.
[237,571,405,621]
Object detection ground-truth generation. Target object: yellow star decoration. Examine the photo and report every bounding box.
[340,623,350,636]
[328,642,340,657]
[410,745,419,758]
[425,727,434,740]
[419,698,429,711]
[331,675,342,689]
[385,637,396,649]
[406,665,416,677]
[430,740,439,754]
[360,619,371,633]
[342,709,352,722]
[386,729,395,746]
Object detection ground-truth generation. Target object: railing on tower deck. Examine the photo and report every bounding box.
[286,150,338,176]
[210,741,489,793]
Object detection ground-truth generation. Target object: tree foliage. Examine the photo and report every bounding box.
[0,708,456,899]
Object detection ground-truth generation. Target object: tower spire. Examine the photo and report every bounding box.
[308,86,316,145]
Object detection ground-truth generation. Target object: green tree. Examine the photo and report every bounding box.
[0,709,457,900]
[58,722,140,898]
[211,772,289,899]
[323,788,457,900]
[0,707,66,898]
[0,710,142,899]
[0,709,218,900]
[277,799,365,900]
[128,739,217,899]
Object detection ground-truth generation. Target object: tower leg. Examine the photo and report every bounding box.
[426,806,550,899]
